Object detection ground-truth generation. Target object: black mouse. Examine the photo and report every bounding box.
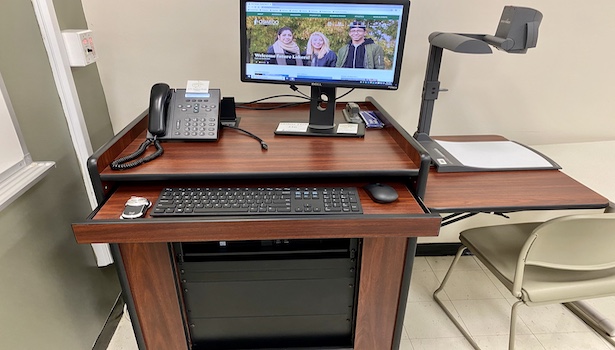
[363,183,398,204]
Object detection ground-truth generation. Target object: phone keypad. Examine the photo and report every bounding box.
[175,116,218,137]
[168,89,220,140]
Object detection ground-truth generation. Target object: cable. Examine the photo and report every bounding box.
[235,91,310,110]
[110,124,267,170]
[289,84,312,100]
[291,84,355,101]
[235,86,355,111]
[222,124,269,150]
[110,137,164,170]
[238,94,311,104]
[337,88,355,100]
[291,84,355,100]
[236,101,310,110]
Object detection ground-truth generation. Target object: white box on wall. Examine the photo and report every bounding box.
[61,29,97,67]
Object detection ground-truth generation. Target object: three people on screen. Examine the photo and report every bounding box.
[265,21,385,69]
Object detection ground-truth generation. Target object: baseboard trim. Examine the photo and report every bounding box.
[416,243,464,256]
[92,293,125,350]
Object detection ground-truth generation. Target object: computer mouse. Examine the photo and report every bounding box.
[363,183,399,204]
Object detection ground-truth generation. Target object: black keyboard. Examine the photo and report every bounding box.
[150,187,363,217]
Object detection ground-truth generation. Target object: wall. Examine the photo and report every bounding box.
[54,0,115,150]
[81,0,615,145]
[0,1,119,349]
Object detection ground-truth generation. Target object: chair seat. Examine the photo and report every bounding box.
[461,223,615,304]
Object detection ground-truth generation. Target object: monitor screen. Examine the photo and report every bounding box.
[240,0,410,91]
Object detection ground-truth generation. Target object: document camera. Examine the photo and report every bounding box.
[414,5,547,173]
[484,6,543,53]
[416,5,543,138]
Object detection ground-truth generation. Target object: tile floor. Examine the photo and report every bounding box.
[107,255,615,350]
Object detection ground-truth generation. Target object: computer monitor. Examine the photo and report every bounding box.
[240,0,410,136]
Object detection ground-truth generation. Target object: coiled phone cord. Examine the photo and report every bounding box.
[110,137,164,170]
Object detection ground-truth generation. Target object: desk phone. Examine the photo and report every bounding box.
[148,83,221,141]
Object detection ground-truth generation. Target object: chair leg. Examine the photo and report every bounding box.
[433,245,480,349]
[564,301,615,347]
[509,300,523,350]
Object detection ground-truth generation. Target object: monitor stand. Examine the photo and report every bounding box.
[274,86,365,137]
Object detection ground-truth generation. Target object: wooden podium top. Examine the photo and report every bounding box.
[95,101,422,181]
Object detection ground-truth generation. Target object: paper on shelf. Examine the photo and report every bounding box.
[435,140,553,169]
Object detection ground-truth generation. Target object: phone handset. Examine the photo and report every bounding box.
[110,83,167,170]
[148,83,172,137]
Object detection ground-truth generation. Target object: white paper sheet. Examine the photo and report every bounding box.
[336,123,359,134]
[435,140,554,169]
[276,122,309,132]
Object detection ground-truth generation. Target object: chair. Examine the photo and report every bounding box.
[433,213,615,349]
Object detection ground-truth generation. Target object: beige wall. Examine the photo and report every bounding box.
[82,0,615,145]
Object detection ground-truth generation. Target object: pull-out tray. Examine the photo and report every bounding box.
[73,181,441,244]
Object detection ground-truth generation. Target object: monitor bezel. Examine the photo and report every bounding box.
[239,0,411,91]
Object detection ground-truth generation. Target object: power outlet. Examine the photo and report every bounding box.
[62,29,97,67]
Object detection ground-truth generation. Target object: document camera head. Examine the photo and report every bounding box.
[483,6,543,54]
